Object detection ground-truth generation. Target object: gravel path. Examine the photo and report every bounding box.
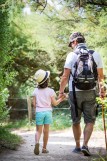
[0,128,107,161]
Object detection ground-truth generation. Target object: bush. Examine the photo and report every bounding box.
[0,126,22,151]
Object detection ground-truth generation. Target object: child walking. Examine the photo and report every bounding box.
[32,69,65,155]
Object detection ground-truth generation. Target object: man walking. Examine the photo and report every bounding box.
[58,32,105,156]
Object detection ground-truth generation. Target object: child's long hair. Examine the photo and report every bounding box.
[38,78,49,88]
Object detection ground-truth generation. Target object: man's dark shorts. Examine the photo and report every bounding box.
[69,90,97,124]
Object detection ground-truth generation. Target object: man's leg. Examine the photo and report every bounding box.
[81,123,94,156]
[81,90,96,156]
[72,123,81,148]
[69,91,82,152]
[83,123,94,147]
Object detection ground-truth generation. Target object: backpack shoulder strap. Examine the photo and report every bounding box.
[74,46,89,55]
[88,49,94,54]
[72,81,78,117]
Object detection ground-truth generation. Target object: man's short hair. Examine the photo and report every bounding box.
[68,32,85,47]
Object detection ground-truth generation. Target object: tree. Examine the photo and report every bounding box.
[0,0,14,120]
[1,0,107,99]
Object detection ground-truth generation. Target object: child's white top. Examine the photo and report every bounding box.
[32,87,56,112]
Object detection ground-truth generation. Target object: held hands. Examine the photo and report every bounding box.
[58,93,67,102]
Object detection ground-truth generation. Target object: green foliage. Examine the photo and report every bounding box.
[96,97,107,110]
[0,88,10,121]
[94,116,106,131]
[0,126,22,150]
[4,0,107,97]
[0,0,21,121]
[0,0,10,56]
[4,117,34,130]
[51,109,71,130]
[0,0,13,121]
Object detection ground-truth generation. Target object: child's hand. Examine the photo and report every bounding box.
[60,93,66,101]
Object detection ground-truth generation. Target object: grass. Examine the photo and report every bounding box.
[92,156,107,161]
[3,118,35,131]
[0,126,22,151]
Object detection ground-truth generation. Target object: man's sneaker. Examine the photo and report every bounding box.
[72,147,81,154]
[81,146,91,156]
[34,143,39,155]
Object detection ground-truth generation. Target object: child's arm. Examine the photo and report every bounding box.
[51,94,65,106]
[32,96,36,108]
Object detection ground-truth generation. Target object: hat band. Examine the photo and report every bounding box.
[39,72,48,84]
[70,36,83,42]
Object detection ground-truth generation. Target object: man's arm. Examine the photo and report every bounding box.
[59,68,71,98]
[97,68,106,98]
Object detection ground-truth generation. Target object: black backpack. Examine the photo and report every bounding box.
[73,48,98,90]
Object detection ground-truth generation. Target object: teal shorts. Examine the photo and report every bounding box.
[35,111,53,125]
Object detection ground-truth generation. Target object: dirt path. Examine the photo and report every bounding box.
[0,128,107,161]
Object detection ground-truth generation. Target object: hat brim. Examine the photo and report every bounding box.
[38,71,50,85]
[68,35,84,47]
[46,71,50,79]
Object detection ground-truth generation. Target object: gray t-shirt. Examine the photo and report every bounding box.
[64,44,103,91]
